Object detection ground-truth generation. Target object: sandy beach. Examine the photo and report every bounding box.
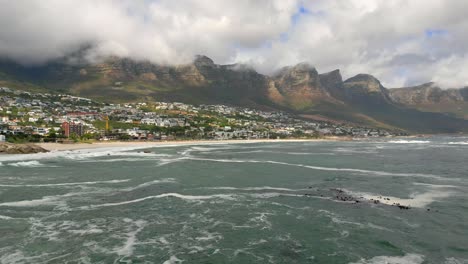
[37,138,348,151]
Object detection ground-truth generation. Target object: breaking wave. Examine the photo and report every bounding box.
[387,140,431,144]
[447,141,468,145]
[8,161,48,167]
[81,193,237,209]
[123,178,177,191]
[0,215,13,220]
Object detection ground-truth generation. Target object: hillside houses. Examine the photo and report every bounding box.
[0,86,400,142]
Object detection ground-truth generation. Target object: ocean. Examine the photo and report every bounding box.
[0,137,467,263]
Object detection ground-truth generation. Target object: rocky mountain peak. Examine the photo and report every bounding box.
[344,74,385,93]
[320,69,342,85]
[194,55,215,67]
[319,69,344,99]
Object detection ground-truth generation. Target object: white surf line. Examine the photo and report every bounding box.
[413,182,463,189]
[79,193,237,209]
[186,157,446,180]
[0,179,130,187]
[387,140,431,144]
[0,140,316,162]
[122,178,177,192]
[202,186,309,192]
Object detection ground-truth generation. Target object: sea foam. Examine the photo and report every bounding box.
[0,179,130,188]
[349,253,425,264]
[114,219,147,257]
[346,189,454,208]
[163,256,183,264]
[0,196,61,207]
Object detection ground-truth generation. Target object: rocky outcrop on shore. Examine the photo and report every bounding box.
[0,142,49,154]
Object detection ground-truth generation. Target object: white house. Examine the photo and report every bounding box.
[0,134,5,142]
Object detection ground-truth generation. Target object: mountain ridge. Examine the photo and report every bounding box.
[1,55,467,133]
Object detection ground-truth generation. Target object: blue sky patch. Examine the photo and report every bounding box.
[425,29,448,38]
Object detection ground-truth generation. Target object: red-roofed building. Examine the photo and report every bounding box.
[61,122,84,138]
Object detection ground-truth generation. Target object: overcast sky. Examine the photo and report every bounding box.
[1,0,467,88]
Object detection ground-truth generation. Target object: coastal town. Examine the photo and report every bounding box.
[0,86,402,143]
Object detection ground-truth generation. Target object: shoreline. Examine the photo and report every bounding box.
[36,137,350,151]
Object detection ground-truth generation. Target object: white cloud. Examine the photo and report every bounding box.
[0,0,468,88]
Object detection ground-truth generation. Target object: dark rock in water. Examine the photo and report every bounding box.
[0,143,49,154]
[397,205,410,210]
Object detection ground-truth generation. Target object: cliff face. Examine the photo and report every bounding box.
[1,56,468,132]
[388,84,468,119]
[343,74,393,103]
[389,83,466,105]
[318,69,345,100]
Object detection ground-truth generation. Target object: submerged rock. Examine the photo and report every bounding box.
[0,142,49,154]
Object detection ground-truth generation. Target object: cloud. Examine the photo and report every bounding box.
[0,0,467,88]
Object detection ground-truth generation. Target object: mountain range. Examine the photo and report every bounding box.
[1,55,468,133]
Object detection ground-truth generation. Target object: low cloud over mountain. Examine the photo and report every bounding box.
[1,0,468,88]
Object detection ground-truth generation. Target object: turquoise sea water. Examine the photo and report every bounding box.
[0,137,467,263]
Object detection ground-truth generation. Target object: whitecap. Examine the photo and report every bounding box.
[68,228,104,235]
[349,253,425,264]
[195,231,222,242]
[163,256,183,264]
